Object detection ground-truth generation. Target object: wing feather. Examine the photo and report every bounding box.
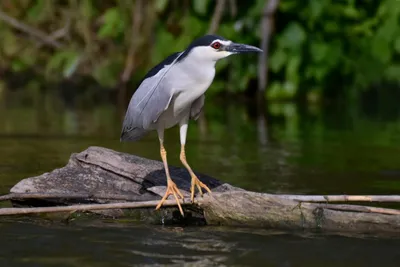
[190,94,205,120]
[121,52,183,141]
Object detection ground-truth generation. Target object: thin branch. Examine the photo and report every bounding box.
[0,192,151,202]
[208,0,226,34]
[278,195,400,203]
[258,0,280,94]
[0,199,192,216]
[228,0,237,17]
[316,203,400,216]
[36,16,71,49]
[120,0,143,83]
[4,193,399,204]
[0,9,64,48]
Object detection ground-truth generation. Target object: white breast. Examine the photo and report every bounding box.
[170,57,216,114]
[155,55,216,129]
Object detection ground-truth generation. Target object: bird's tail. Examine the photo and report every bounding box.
[120,127,149,142]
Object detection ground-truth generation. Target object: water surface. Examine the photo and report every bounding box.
[0,88,399,266]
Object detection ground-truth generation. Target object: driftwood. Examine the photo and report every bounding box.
[3,146,400,235]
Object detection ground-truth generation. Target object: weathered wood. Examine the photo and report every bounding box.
[10,146,237,202]
[6,146,400,235]
[199,192,400,233]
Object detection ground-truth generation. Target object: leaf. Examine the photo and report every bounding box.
[343,6,361,19]
[155,0,169,12]
[306,66,329,82]
[350,18,378,36]
[81,0,97,18]
[286,55,301,82]
[27,0,45,22]
[282,80,297,98]
[309,0,326,21]
[98,7,124,39]
[266,81,297,100]
[93,58,122,88]
[269,48,287,73]
[378,16,398,43]
[371,37,391,64]
[395,36,400,53]
[193,0,209,15]
[324,21,340,33]
[46,50,80,77]
[310,41,329,63]
[384,64,400,80]
[279,22,306,49]
[63,53,82,78]
[279,1,298,12]
[266,81,283,100]
[11,59,27,72]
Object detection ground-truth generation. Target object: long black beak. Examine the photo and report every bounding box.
[225,42,263,54]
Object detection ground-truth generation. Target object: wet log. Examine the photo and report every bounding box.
[4,146,400,235]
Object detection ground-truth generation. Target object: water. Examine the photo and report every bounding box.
[0,220,399,267]
[1,88,400,266]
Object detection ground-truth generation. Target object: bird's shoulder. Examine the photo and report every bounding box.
[142,51,184,81]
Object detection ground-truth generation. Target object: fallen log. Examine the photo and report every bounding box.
[3,146,400,235]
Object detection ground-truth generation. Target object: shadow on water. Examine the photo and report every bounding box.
[0,80,400,266]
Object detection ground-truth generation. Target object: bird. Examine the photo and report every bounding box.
[120,34,262,216]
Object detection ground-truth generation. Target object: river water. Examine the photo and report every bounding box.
[0,88,399,266]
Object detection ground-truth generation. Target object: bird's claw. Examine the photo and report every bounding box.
[190,175,212,203]
[155,180,184,216]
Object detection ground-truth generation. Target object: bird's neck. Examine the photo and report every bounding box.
[179,57,215,81]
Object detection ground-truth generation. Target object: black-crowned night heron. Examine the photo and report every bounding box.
[121,34,262,215]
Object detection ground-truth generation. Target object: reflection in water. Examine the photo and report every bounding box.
[0,220,399,267]
[1,85,400,266]
[1,86,400,196]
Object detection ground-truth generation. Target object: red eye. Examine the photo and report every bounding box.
[211,42,221,49]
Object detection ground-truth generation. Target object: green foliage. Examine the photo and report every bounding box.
[273,0,399,100]
[0,0,399,101]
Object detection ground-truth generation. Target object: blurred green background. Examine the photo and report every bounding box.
[1,0,399,102]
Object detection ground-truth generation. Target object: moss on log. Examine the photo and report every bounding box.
[6,146,400,235]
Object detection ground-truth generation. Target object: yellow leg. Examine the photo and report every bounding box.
[155,143,184,216]
[180,144,212,202]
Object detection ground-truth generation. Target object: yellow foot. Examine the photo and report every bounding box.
[191,175,212,202]
[155,180,185,216]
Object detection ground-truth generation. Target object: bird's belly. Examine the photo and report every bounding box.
[153,74,213,130]
[154,86,206,130]
[156,103,190,129]
[173,80,210,111]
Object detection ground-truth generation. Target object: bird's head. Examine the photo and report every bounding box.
[184,34,263,62]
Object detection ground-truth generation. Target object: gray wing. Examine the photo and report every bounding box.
[121,52,183,142]
[190,94,205,120]
[120,73,174,141]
